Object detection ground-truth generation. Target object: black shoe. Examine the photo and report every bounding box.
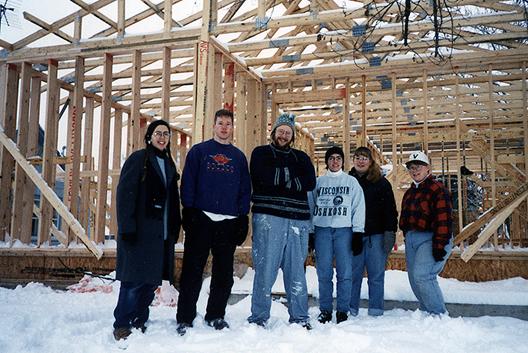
[301,321,312,331]
[336,311,348,324]
[113,327,132,341]
[206,318,230,330]
[176,322,192,336]
[317,310,332,324]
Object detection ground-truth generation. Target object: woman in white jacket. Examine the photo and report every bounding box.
[309,146,365,324]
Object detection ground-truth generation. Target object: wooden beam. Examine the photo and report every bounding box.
[0,127,103,259]
[79,97,94,231]
[95,53,113,243]
[461,186,528,262]
[11,63,32,242]
[0,64,19,241]
[131,50,142,152]
[38,59,59,245]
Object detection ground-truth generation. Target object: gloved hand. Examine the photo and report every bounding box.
[182,207,199,234]
[235,215,249,246]
[120,232,136,243]
[383,231,396,255]
[308,232,315,253]
[432,247,447,262]
[351,232,364,256]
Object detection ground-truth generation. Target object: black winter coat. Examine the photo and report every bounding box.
[349,168,398,235]
[115,148,181,285]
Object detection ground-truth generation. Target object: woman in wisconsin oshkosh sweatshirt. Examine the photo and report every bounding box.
[309,146,365,324]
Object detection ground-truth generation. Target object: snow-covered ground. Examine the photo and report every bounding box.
[1,267,527,353]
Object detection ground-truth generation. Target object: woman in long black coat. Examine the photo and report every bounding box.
[112,119,181,341]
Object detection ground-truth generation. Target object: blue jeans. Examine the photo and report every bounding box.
[113,282,158,329]
[405,230,452,314]
[350,234,386,316]
[248,213,310,325]
[314,226,352,313]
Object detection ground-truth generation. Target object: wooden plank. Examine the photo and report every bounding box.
[95,53,113,244]
[19,75,42,244]
[11,63,32,242]
[343,78,350,171]
[23,12,74,43]
[162,47,171,121]
[361,75,366,147]
[454,182,528,245]
[38,60,59,246]
[79,98,94,231]
[223,62,235,111]
[256,81,267,146]
[0,127,103,259]
[246,78,257,155]
[13,0,114,50]
[110,110,122,237]
[0,64,19,241]
[455,80,463,233]
[117,0,125,37]
[461,189,528,262]
[164,0,172,32]
[131,50,142,153]
[235,71,247,154]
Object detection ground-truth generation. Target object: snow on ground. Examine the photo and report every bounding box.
[0,268,527,353]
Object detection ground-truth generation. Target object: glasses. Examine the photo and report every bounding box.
[275,128,292,137]
[328,156,342,161]
[153,131,171,138]
[354,156,369,162]
[408,164,425,172]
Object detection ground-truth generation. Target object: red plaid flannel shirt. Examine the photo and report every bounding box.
[399,175,453,250]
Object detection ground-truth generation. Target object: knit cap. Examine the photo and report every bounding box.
[272,113,295,133]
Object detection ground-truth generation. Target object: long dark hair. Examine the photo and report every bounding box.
[141,119,176,182]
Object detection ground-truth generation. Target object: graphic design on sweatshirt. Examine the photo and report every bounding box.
[208,154,234,173]
[313,186,350,217]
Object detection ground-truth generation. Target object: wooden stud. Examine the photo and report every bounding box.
[0,64,19,241]
[131,50,142,152]
[343,78,351,171]
[164,0,173,33]
[38,60,60,245]
[117,0,125,37]
[162,46,171,121]
[110,110,122,238]
[95,53,113,244]
[11,63,32,242]
[235,71,247,153]
[455,79,463,233]
[224,62,235,112]
[79,97,94,232]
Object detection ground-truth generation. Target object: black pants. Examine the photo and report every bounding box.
[176,211,237,324]
[113,282,158,329]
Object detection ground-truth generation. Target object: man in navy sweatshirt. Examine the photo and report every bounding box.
[176,109,251,335]
[247,113,316,329]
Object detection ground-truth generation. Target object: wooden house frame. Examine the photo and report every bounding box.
[0,0,526,282]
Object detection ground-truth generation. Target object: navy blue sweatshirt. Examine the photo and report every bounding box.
[181,139,251,216]
[250,144,316,220]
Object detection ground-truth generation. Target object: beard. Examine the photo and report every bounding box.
[272,134,292,150]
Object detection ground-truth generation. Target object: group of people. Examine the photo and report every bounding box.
[112,109,453,341]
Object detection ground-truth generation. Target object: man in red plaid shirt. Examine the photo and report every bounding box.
[399,151,453,315]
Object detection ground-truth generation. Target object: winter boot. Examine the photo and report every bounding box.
[206,318,230,330]
[336,311,348,324]
[317,310,332,324]
[113,327,132,341]
[176,322,192,336]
